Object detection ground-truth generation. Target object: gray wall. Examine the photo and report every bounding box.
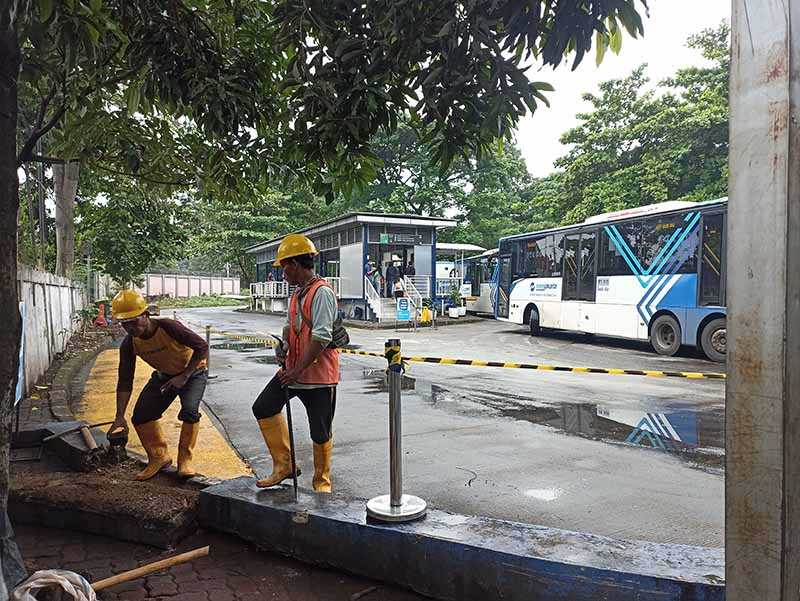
[16,267,86,399]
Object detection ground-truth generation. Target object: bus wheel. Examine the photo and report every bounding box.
[700,318,727,363]
[650,315,681,356]
[529,307,541,337]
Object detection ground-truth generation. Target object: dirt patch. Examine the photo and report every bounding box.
[12,456,199,527]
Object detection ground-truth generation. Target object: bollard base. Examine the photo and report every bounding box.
[366,494,427,523]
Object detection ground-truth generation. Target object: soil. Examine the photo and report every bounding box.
[11,454,200,526]
[43,325,122,382]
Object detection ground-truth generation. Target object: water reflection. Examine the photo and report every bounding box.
[424,383,723,471]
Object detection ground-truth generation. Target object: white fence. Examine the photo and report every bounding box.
[436,277,463,297]
[16,267,86,398]
[136,273,240,298]
[250,281,290,298]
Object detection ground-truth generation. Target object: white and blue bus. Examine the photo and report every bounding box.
[496,199,727,361]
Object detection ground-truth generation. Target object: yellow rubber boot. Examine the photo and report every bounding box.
[134,421,172,481]
[177,421,200,478]
[256,415,300,488]
[312,439,333,493]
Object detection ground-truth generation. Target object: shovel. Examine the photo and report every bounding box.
[272,334,299,502]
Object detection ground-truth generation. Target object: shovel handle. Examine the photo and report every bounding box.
[92,546,209,591]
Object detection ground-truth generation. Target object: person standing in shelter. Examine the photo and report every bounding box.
[108,290,209,481]
[251,234,339,493]
[406,260,416,277]
[385,261,400,298]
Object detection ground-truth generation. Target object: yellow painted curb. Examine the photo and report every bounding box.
[74,349,250,480]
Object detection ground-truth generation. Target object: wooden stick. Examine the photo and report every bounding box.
[79,426,98,450]
[42,421,114,442]
[91,546,209,591]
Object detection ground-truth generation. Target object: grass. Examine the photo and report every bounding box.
[157,295,247,309]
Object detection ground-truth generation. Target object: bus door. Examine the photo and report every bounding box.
[562,231,597,330]
[497,254,513,318]
[471,262,481,297]
[700,212,725,306]
[578,231,597,332]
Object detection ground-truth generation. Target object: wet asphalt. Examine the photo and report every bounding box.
[178,306,725,548]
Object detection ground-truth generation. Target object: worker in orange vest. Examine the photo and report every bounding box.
[108,290,209,480]
[252,234,339,493]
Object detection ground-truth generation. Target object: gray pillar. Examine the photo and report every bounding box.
[727,3,800,599]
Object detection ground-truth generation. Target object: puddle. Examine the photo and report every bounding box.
[361,369,416,391]
[417,382,724,471]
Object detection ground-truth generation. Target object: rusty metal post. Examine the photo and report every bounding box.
[727,3,800,599]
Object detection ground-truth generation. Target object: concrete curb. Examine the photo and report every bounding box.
[199,477,725,601]
[47,335,119,422]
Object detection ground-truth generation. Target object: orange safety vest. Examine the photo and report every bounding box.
[286,279,340,385]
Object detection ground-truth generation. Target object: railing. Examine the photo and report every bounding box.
[436,277,463,297]
[365,276,383,320]
[326,277,342,298]
[402,277,423,318]
[250,281,290,298]
[406,276,431,298]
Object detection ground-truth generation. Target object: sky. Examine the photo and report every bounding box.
[516,0,731,178]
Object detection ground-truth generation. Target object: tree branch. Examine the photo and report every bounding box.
[16,95,67,166]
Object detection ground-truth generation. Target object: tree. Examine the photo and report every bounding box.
[77,187,187,286]
[552,23,729,224]
[3,0,648,590]
[448,143,532,248]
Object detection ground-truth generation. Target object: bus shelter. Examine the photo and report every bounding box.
[246,213,456,321]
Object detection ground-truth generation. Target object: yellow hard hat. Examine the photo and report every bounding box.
[274,233,317,267]
[111,289,147,320]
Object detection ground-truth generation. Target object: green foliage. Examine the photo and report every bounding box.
[445,22,729,248]
[76,185,186,286]
[14,0,648,199]
[553,23,729,225]
[157,296,245,309]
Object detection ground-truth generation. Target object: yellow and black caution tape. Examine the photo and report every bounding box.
[196,322,726,380]
[401,355,726,380]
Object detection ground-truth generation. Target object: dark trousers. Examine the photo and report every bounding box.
[131,369,207,425]
[252,375,337,444]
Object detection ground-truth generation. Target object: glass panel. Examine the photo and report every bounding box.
[579,231,597,302]
[497,255,512,318]
[551,234,564,277]
[598,229,629,276]
[641,214,699,275]
[525,235,556,277]
[563,233,580,300]
[700,213,724,306]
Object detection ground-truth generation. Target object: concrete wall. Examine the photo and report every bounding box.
[134,274,241,298]
[16,267,86,397]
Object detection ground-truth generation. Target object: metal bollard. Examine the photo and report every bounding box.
[205,325,212,376]
[366,339,427,522]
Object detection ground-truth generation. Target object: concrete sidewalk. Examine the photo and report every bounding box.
[16,524,423,601]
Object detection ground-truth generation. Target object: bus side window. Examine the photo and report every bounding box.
[700,213,724,305]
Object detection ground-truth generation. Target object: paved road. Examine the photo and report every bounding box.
[179,307,725,547]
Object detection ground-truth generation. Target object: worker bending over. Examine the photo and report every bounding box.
[108,290,208,480]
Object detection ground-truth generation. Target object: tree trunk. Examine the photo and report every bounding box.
[0,24,29,595]
[53,160,80,278]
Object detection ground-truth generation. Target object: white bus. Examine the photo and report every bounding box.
[496,199,727,361]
